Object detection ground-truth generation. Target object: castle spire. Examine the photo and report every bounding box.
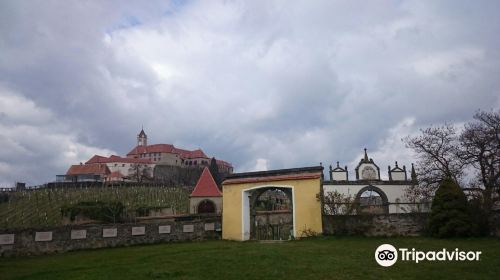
[137,128,147,147]
[411,163,417,183]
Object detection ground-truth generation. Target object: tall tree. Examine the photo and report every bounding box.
[428,177,476,237]
[458,110,500,209]
[403,124,463,199]
[404,109,500,218]
[209,157,222,189]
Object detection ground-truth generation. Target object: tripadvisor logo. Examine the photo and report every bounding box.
[375,244,482,267]
[375,244,398,267]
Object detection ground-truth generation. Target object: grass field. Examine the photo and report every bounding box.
[1,237,499,280]
[0,186,189,229]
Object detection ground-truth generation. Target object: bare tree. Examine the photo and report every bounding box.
[323,190,356,215]
[403,124,464,196]
[403,109,499,208]
[128,164,152,182]
[458,110,500,209]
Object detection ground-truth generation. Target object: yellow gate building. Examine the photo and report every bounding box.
[222,166,324,241]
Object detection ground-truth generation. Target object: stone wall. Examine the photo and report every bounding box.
[322,213,429,236]
[0,215,221,257]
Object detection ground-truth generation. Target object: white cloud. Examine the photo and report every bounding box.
[0,86,115,186]
[0,87,52,125]
[0,1,499,184]
[412,47,484,77]
[348,118,419,180]
[251,158,270,172]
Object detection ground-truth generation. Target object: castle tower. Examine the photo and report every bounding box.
[137,128,147,147]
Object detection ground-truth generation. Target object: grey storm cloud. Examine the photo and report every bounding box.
[0,0,499,185]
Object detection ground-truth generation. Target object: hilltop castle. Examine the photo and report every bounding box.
[61,129,233,182]
[127,129,233,173]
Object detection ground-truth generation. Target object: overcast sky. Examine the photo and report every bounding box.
[1,1,499,186]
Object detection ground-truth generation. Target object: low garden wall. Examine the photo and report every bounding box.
[322,213,429,236]
[0,215,221,257]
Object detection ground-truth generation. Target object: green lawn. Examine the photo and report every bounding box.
[1,237,499,280]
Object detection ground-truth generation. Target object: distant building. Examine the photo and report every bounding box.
[85,155,155,181]
[65,163,110,182]
[59,128,233,183]
[126,129,233,173]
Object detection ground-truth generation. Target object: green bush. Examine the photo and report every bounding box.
[467,198,490,236]
[61,201,124,223]
[428,178,477,237]
[0,193,9,204]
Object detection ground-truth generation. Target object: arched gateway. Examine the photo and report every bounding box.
[197,199,216,214]
[222,166,323,241]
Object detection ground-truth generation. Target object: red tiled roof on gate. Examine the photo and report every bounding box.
[66,164,110,176]
[190,167,222,197]
[223,173,322,185]
[86,155,152,164]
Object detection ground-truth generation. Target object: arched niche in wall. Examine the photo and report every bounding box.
[354,185,389,214]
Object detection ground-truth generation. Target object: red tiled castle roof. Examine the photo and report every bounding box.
[86,155,152,164]
[127,144,208,159]
[66,164,110,176]
[216,159,233,168]
[190,167,222,197]
[127,144,176,155]
[174,148,207,159]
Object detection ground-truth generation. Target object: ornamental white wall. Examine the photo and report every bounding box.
[323,149,427,214]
